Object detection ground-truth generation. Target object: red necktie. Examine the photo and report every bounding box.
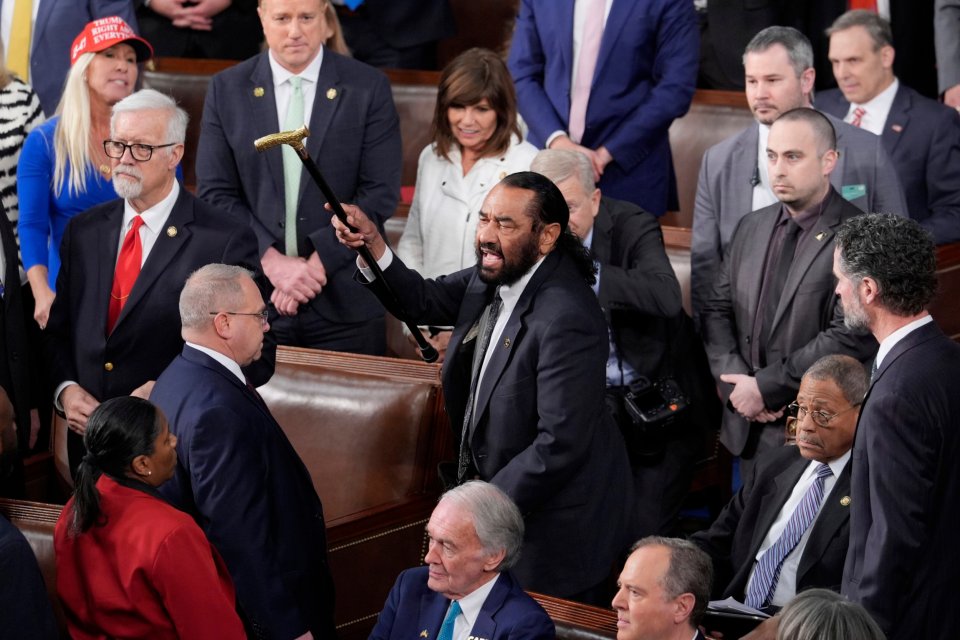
[851,106,866,128]
[848,0,877,10]
[107,216,144,334]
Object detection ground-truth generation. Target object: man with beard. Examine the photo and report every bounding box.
[45,89,267,476]
[700,107,876,476]
[333,172,633,605]
[834,214,960,640]
[691,354,866,636]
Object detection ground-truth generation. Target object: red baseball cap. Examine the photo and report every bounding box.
[70,16,153,66]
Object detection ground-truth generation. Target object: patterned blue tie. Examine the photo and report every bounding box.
[745,463,833,608]
[437,600,461,640]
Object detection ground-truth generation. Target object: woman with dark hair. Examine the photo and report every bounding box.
[54,396,244,639]
[397,47,536,359]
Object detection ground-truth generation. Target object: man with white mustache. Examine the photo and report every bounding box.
[691,354,868,637]
[45,89,266,477]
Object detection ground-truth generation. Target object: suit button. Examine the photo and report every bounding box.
[104,362,114,371]
[279,221,285,228]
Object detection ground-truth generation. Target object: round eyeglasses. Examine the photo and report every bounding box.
[787,401,861,428]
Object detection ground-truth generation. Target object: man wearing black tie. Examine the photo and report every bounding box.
[333,172,633,604]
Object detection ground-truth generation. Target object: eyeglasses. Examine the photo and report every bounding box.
[103,140,178,162]
[209,310,270,326]
[787,401,861,428]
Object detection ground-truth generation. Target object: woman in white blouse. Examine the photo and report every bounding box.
[397,48,537,359]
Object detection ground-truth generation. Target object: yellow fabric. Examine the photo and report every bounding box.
[7,0,33,80]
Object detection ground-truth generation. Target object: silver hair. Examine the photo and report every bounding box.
[630,536,713,627]
[530,148,595,195]
[179,264,254,330]
[743,26,815,78]
[111,89,189,146]
[802,354,869,406]
[439,481,524,571]
[826,10,893,49]
[777,589,886,640]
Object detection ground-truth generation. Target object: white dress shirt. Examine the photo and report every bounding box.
[448,574,500,640]
[875,314,935,369]
[185,342,245,383]
[117,180,180,265]
[268,46,324,132]
[752,123,779,212]
[843,78,899,136]
[1,0,42,68]
[744,451,851,607]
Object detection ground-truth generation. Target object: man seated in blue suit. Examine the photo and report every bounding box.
[370,481,554,640]
[691,354,867,637]
[613,537,713,640]
[333,172,633,604]
[816,10,960,245]
[196,0,401,355]
[152,264,334,640]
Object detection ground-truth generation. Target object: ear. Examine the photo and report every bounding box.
[672,593,696,625]
[538,222,562,255]
[482,548,507,573]
[881,44,895,70]
[130,453,152,479]
[167,144,185,170]
[860,275,880,305]
[589,188,601,219]
[212,312,233,340]
[821,148,839,176]
[800,67,816,97]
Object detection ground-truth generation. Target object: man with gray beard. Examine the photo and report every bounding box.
[44,89,267,476]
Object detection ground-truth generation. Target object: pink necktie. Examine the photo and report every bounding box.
[851,106,866,128]
[569,0,605,144]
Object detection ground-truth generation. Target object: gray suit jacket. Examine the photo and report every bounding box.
[936,0,960,94]
[691,115,907,322]
[700,190,877,455]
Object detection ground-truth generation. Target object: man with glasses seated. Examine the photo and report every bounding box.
[45,89,267,477]
[691,354,868,633]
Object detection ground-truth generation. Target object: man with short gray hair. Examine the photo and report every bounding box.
[370,481,554,640]
[45,89,266,476]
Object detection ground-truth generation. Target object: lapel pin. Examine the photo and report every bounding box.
[326,88,338,100]
[420,631,428,638]
[253,87,265,98]
[891,124,903,133]
[815,231,825,241]
[503,337,511,348]
[840,496,851,507]
[166,226,178,238]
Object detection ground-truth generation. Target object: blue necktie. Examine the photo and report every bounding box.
[344,0,364,9]
[745,463,833,608]
[438,600,461,640]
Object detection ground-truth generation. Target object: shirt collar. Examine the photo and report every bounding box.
[454,573,500,629]
[778,185,831,232]
[852,77,899,119]
[186,342,246,383]
[498,255,547,308]
[875,314,934,368]
[269,45,324,88]
[122,180,179,235]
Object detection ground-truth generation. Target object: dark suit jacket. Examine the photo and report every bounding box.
[366,249,633,598]
[152,346,335,640]
[692,445,851,600]
[841,321,960,640]
[700,189,877,455]
[0,514,58,639]
[3,0,139,116]
[351,0,454,49]
[593,197,719,438]
[0,210,32,453]
[135,0,262,60]
[508,0,698,215]
[46,188,268,405]
[369,567,554,640]
[196,50,401,325]
[816,85,960,245]
[702,0,790,90]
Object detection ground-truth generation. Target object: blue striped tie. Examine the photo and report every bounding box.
[745,463,833,608]
[438,600,461,640]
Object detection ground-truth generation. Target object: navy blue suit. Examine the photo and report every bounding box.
[816,85,960,244]
[0,514,58,639]
[841,321,960,640]
[507,0,699,215]
[369,567,554,640]
[365,249,634,598]
[152,346,335,639]
[2,0,138,116]
[197,49,401,352]
[691,445,851,601]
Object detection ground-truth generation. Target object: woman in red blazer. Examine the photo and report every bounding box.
[54,396,244,639]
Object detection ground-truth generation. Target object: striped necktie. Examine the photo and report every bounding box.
[745,463,833,608]
[851,106,866,128]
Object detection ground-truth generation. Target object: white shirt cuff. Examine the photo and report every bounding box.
[357,246,394,281]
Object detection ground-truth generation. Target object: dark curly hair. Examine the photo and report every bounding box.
[834,213,937,316]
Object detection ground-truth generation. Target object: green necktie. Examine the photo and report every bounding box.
[282,76,304,257]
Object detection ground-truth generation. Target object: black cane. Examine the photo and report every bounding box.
[254,125,439,363]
